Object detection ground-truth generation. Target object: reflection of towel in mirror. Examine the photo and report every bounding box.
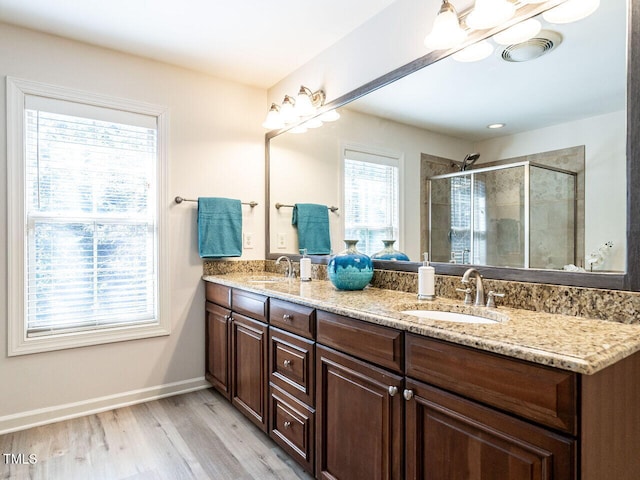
[292,203,331,255]
[198,197,242,258]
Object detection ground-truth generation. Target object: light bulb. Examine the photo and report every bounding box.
[319,109,340,122]
[493,19,542,45]
[279,95,298,125]
[294,86,315,117]
[424,1,467,50]
[261,103,283,130]
[452,40,494,62]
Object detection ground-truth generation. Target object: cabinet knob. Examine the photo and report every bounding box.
[283,359,292,368]
[283,421,292,429]
[403,389,414,401]
[388,386,398,397]
[282,314,293,322]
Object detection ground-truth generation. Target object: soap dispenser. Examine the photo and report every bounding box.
[418,252,436,300]
[300,249,312,282]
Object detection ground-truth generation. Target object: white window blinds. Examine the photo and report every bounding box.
[24,98,158,336]
[343,149,400,256]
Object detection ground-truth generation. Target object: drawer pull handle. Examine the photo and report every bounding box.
[283,360,292,368]
[282,314,293,322]
[403,389,414,401]
[283,421,292,429]
[388,386,398,397]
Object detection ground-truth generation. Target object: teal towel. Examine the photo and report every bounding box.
[198,197,242,258]
[292,203,331,255]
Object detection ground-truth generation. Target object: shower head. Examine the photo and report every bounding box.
[461,153,480,171]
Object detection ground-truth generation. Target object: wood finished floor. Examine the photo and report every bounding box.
[0,388,313,480]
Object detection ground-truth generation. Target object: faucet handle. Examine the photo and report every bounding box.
[456,287,473,305]
[486,291,505,308]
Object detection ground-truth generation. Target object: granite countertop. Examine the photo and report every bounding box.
[202,273,640,375]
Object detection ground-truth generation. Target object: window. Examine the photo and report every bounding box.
[7,77,169,355]
[342,147,402,256]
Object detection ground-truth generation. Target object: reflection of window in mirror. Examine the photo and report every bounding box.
[342,147,401,256]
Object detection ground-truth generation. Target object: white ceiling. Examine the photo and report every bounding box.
[0,0,396,88]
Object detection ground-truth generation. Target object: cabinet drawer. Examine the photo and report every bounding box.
[316,310,403,373]
[232,289,268,321]
[270,299,315,339]
[205,282,231,308]
[269,385,315,475]
[405,335,577,434]
[270,327,315,406]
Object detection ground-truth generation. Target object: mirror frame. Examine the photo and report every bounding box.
[266,0,639,291]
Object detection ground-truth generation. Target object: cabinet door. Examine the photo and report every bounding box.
[205,301,231,400]
[316,345,403,480]
[405,379,576,480]
[231,312,269,432]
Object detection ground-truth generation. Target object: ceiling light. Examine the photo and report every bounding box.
[466,0,516,30]
[319,109,340,122]
[494,18,542,45]
[262,103,284,130]
[452,40,494,62]
[487,123,505,129]
[424,0,467,50]
[543,0,600,24]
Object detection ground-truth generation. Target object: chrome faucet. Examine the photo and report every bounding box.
[275,256,294,279]
[461,268,485,306]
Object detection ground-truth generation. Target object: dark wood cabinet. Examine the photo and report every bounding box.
[231,312,269,432]
[205,301,231,400]
[404,378,575,480]
[316,345,403,480]
[204,281,640,480]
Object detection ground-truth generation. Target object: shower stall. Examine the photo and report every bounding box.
[428,161,577,269]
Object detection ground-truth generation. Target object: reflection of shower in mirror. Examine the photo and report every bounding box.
[460,153,480,171]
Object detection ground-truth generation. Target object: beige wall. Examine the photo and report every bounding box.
[0,22,266,431]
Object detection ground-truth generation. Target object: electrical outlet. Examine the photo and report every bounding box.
[277,232,287,249]
[243,232,254,249]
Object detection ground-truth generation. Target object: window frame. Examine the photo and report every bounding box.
[7,77,170,356]
[340,144,404,255]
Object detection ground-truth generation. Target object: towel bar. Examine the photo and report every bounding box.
[175,196,258,208]
[276,202,339,213]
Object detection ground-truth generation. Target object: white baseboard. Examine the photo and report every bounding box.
[0,377,212,435]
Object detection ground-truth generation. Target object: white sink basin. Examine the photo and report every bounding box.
[400,310,499,324]
[247,275,285,283]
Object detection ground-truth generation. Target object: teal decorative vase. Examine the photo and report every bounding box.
[371,240,410,261]
[327,240,374,290]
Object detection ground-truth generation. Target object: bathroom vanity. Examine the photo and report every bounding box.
[203,273,640,480]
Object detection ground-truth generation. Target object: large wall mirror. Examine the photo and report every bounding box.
[267,0,640,291]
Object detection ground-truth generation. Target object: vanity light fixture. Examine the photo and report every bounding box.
[279,95,298,125]
[261,103,284,130]
[289,125,308,134]
[466,0,516,30]
[262,85,328,130]
[295,86,326,117]
[319,109,340,122]
[542,0,600,24]
[452,40,494,62]
[424,0,467,50]
[304,117,324,129]
[493,18,542,45]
